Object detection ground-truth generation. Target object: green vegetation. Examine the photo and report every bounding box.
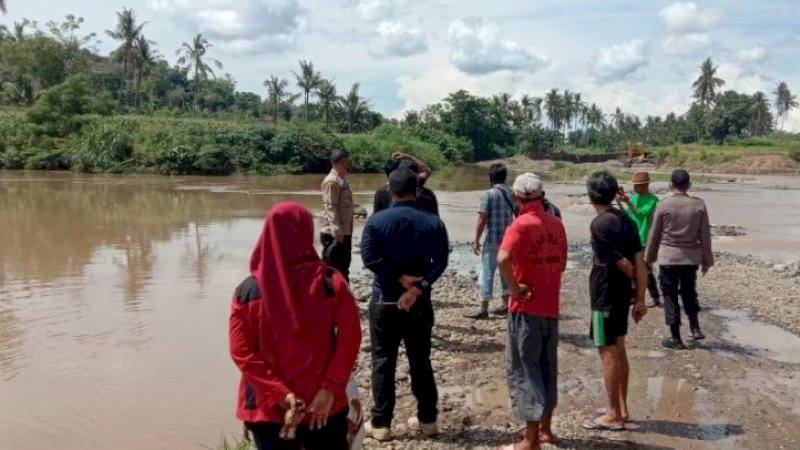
[210,436,253,450]
[1,7,799,175]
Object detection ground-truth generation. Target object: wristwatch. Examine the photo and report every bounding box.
[413,279,431,292]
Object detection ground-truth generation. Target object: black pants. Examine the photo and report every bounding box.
[659,265,700,326]
[646,263,660,301]
[320,233,352,282]
[246,409,349,450]
[369,301,437,427]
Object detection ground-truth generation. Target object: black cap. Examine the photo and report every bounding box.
[671,169,691,189]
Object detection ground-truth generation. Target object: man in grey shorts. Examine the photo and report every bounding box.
[497,173,568,450]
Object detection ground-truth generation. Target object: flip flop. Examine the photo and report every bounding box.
[595,408,631,422]
[581,417,626,431]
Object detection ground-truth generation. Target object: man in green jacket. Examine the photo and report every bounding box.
[617,172,661,307]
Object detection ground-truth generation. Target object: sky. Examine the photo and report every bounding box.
[3,0,800,130]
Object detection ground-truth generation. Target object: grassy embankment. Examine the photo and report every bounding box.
[548,138,800,181]
[0,110,470,175]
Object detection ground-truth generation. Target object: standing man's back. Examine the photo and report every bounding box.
[360,168,449,442]
[466,163,516,319]
[646,169,713,349]
[321,149,355,281]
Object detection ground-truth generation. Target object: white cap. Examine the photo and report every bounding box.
[512,173,544,200]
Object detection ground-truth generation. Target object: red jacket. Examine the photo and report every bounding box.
[229,268,361,423]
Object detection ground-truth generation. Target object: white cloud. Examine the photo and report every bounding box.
[355,0,394,21]
[737,46,768,63]
[369,22,427,58]
[659,2,721,33]
[146,0,304,54]
[447,17,547,75]
[592,39,648,82]
[662,33,711,56]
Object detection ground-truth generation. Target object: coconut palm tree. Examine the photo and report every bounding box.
[573,92,587,130]
[131,35,158,109]
[774,81,798,132]
[520,94,534,124]
[264,75,298,126]
[750,92,771,136]
[562,90,574,134]
[316,78,339,130]
[586,103,604,130]
[544,89,562,132]
[176,33,222,110]
[5,18,30,42]
[340,83,370,133]
[107,8,147,100]
[692,58,725,109]
[531,97,544,124]
[294,60,322,122]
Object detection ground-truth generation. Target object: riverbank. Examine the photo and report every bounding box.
[215,244,800,450]
[340,245,800,450]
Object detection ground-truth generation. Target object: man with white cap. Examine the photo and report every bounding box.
[496,173,568,450]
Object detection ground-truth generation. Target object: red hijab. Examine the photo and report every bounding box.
[249,202,326,331]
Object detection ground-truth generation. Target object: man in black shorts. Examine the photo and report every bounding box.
[582,171,648,432]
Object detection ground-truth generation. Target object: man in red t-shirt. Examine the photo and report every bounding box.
[497,173,568,450]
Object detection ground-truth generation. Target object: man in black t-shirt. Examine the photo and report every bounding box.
[581,171,648,433]
[373,153,438,216]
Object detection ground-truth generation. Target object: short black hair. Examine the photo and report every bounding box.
[331,148,350,164]
[586,171,619,205]
[389,167,419,197]
[489,163,508,185]
[671,169,691,190]
[383,159,417,178]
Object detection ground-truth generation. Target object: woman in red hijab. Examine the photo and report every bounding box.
[229,202,361,450]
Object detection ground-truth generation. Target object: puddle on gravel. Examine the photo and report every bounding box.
[711,309,800,364]
[467,379,509,411]
[630,374,742,446]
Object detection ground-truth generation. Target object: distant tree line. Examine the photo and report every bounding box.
[399,58,798,159]
[1,4,798,173]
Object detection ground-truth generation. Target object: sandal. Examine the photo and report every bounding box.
[595,408,630,422]
[581,417,626,431]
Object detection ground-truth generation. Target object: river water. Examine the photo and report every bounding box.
[0,169,797,450]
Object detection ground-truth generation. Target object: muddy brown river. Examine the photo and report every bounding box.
[0,169,798,450]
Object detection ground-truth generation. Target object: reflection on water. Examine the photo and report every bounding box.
[0,168,491,450]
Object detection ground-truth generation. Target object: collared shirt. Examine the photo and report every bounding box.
[624,192,659,247]
[373,184,439,216]
[320,169,354,236]
[645,192,714,267]
[360,201,449,304]
[499,201,568,318]
[478,184,515,250]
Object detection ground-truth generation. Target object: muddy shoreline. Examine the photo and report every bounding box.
[347,241,800,449]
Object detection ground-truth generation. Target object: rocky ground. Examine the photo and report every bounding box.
[346,245,800,450]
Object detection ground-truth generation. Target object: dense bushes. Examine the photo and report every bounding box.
[342,125,448,173]
[0,111,474,175]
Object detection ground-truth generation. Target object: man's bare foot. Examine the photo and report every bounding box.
[581,413,626,431]
[596,407,629,422]
[538,428,558,444]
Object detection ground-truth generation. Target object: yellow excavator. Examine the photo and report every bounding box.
[626,142,648,165]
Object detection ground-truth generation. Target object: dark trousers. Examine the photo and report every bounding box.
[246,409,349,450]
[646,263,660,300]
[368,301,438,427]
[659,265,700,326]
[320,233,352,282]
